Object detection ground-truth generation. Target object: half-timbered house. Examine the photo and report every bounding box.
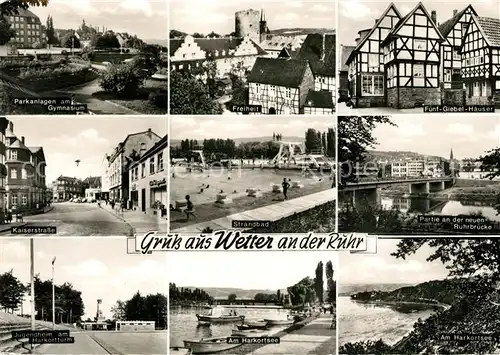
[461,15,500,106]
[247,57,315,114]
[382,3,444,108]
[303,90,335,114]
[345,3,402,107]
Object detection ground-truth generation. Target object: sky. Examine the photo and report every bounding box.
[28,0,168,40]
[0,238,168,320]
[7,116,167,184]
[170,0,335,35]
[170,116,334,140]
[339,238,449,285]
[338,0,498,47]
[167,251,337,290]
[370,115,500,159]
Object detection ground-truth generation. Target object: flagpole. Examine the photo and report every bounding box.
[30,239,35,331]
[52,257,56,330]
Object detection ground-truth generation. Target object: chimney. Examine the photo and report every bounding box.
[431,11,437,25]
[321,33,326,61]
[21,136,25,145]
[8,122,13,132]
[355,37,360,45]
[453,9,458,16]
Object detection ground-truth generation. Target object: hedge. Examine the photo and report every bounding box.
[17,66,98,91]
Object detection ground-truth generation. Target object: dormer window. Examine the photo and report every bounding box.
[10,150,17,160]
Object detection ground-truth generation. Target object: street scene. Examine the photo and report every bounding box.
[338,0,500,113]
[338,115,500,234]
[0,115,167,236]
[169,251,336,355]
[0,0,167,115]
[339,237,500,354]
[170,116,335,234]
[170,0,336,115]
[0,238,168,354]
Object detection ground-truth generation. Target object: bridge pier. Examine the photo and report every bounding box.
[428,181,445,193]
[409,182,429,195]
[339,188,379,208]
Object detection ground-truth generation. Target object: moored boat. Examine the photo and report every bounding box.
[231,329,268,337]
[264,318,294,326]
[196,306,245,323]
[237,323,267,331]
[184,337,242,354]
[244,320,268,328]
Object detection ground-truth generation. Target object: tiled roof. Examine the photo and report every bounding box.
[9,139,28,150]
[477,16,500,47]
[341,45,355,72]
[28,146,42,153]
[292,33,336,76]
[438,7,471,38]
[303,90,334,109]
[247,57,309,87]
[169,37,266,58]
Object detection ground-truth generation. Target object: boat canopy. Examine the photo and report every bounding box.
[208,306,227,316]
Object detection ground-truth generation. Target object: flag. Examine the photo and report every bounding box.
[52,257,56,265]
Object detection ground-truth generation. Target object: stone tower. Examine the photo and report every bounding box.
[235,9,260,42]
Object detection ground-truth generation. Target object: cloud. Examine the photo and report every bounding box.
[64,259,108,277]
[340,0,371,19]
[447,123,474,136]
[120,0,153,17]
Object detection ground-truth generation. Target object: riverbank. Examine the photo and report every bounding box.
[352,299,450,312]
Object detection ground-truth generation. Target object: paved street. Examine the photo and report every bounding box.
[1,202,134,236]
[33,331,168,355]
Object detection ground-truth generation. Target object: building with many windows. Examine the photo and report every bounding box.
[5,122,46,211]
[53,176,85,201]
[0,118,8,220]
[5,8,44,49]
[129,135,167,216]
[106,129,161,203]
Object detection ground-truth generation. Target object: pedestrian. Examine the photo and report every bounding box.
[282,178,290,200]
[110,200,115,210]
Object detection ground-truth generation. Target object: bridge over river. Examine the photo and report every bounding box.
[339,177,455,209]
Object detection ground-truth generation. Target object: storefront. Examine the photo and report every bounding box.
[150,178,167,216]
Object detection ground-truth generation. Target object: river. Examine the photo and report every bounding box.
[169,307,290,346]
[338,296,435,346]
[381,196,500,221]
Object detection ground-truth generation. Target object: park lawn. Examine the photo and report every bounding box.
[169,180,332,230]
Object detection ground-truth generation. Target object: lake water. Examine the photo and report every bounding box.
[338,296,435,346]
[381,197,500,221]
[169,307,290,346]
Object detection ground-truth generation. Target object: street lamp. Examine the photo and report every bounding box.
[52,256,56,330]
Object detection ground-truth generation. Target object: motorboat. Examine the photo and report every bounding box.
[183,337,242,354]
[263,318,294,326]
[231,329,269,337]
[196,306,245,323]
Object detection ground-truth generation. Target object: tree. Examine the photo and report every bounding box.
[325,260,336,304]
[121,291,167,329]
[315,261,324,303]
[287,277,315,306]
[326,128,335,158]
[45,15,57,45]
[98,63,144,97]
[170,71,223,114]
[0,0,49,16]
[338,116,396,185]
[110,300,126,320]
[228,293,237,302]
[95,33,120,49]
[0,270,25,313]
[305,128,322,153]
[61,33,80,48]
[478,148,500,180]
[0,16,15,45]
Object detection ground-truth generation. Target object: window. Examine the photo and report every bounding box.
[141,162,146,178]
[415,39,426,50]
[157,152,164,171]
[12,195,18,206]
[10,169,17,179]
[445,69,452,82]
[21,195,27,205]
[413,64,424,77]
[453,50,460,61]
[496,80,500,90]
[150,156,155,175]
[361,75,384,96]
[10,150,17,160]
[21,169,27,179]
[286,88,291,98]
[368,54,379,68]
